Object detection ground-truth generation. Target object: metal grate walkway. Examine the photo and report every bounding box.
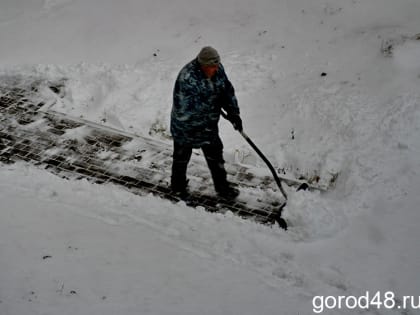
[0,77,286,226]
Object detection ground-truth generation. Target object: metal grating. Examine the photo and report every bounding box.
[0,79,286,226]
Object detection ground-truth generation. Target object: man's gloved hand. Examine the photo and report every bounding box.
[227,114,243,132]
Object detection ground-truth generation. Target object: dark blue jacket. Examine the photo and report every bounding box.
[170,59,240,147]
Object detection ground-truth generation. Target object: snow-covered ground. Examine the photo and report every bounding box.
[1,0,420,314]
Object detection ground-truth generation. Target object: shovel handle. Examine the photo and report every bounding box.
[221,110,287,199]
[239,130,288,200]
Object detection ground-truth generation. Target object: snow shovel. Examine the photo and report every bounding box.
[222,110,290,229]
[237,129,289,229]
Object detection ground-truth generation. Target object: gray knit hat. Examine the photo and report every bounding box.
[197,46,220,65]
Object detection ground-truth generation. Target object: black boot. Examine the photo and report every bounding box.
[215,183,239,200]
[171,179,190,200]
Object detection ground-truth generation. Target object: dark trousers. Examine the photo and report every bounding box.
[171,137,228,192]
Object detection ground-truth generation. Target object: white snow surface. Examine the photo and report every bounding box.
[1,0,420,314]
